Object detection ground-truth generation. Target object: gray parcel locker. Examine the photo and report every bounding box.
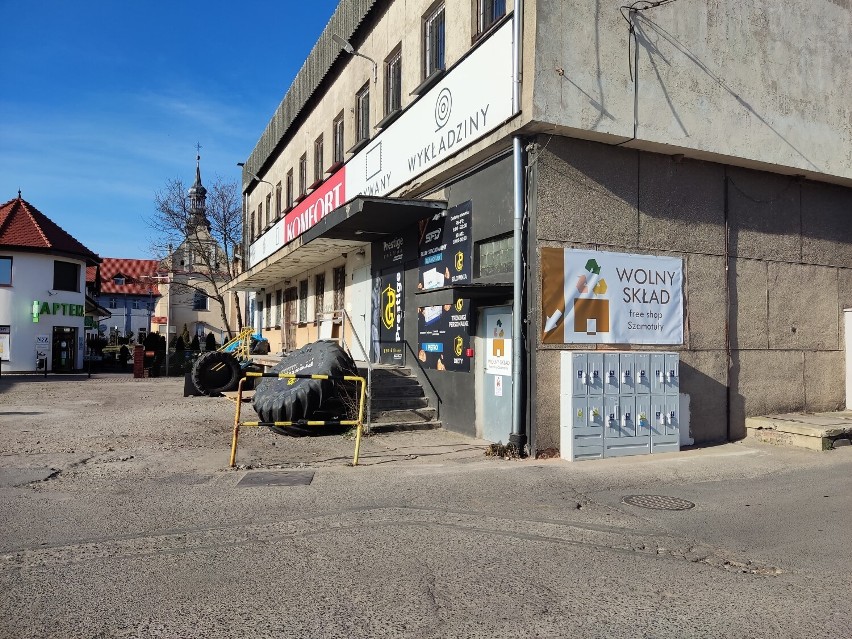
[561,351,681,461]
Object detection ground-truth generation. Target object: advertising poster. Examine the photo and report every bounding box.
[0,326,9,361]
[417,298,471,372]
[541,248,683,345]
[485,312,512,375]
[371,230,416,364]
[418,201,472,291]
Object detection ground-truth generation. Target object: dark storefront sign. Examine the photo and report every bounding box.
[372,230,416,364]
[417,297,471,372]
[418,201,472,290]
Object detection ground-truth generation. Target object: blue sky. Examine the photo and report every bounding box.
[0,0,340,258]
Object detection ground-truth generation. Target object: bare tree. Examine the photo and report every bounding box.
[147,175,244,336]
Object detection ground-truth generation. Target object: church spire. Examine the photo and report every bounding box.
[186,150,210,234]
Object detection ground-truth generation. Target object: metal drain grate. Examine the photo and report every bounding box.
[622,494,695,511]
[237,470,315,487]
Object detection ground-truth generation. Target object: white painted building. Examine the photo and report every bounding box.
[0,195,100,372]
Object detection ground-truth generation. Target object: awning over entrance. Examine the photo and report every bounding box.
[227,196,446,291]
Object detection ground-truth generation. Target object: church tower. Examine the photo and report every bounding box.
[186,154,211,234]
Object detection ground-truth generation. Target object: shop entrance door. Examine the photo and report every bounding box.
[346,266,371,360]
[476,306,513,443]
[52,326,76,372]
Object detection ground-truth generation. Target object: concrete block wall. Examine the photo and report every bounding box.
[530,136,852,451]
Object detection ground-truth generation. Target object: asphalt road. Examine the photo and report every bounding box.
[0,374,850,638]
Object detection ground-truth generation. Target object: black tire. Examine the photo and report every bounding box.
[191,351,242,395]
[252,340,357,432]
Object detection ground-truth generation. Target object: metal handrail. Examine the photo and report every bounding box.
[340,308,372,433]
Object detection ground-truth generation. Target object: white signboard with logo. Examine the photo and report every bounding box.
[485,312,512,375]
[541,249,684,345]
[346,19,514,199]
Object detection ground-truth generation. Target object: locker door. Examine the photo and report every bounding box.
[651,397,667,437]
[665,353,680,395]
[666,396,680,438]
[588,396,605,430]
[635,394,651,438]
[635,354,651,394]
[604,353,620,395]
[619,353,636,395]
[620,395,636,437]
[571,353,588,396]
[651,353,667,394]
[587,353,604,396]
[604,396,621,439]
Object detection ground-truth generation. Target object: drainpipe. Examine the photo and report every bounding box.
[509,1,527,453]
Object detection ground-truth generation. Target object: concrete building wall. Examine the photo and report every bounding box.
[531,136,852,450]
[531,0,852,183]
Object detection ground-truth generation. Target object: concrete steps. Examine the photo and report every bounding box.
[359,364,440,432]
[745,411,852,451]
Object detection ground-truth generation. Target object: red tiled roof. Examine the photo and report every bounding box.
[0,196,100,264]
[89,258,164,296]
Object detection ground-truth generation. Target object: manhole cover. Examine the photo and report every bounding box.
[622,495,695,510]
[237,470,314,487]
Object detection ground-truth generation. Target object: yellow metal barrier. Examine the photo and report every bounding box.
[229,372,367,468]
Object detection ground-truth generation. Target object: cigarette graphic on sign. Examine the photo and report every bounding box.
[541,250,609,342]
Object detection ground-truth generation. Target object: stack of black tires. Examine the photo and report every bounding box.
[252,340,357,436]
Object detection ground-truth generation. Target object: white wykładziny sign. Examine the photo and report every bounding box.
[540,248,683,345]
[345,19,515,199]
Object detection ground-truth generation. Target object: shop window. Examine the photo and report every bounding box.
[476,0,505,35]
[265,292,272,327]
[299,279,309,323]
[275,289,283,326]
[314,273,326,320]
[384,46,402,116]
[333,112,345,164]
[356,83,370,143]
[424,4,446,78]
[333,266,346,311]
[256,299,263,328]
[53,260,80,292]
[0,257,11,286]
[193,291,208,311]
[314,135,324,184]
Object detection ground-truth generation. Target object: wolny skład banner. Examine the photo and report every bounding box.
[541,248,683,345]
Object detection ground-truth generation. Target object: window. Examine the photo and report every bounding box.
[314,273,325,320]
[255,299,262,328]
[356,83,370,142]
[476,233,513,277]
[314,135,324,184]
[275,289,283,326]
[53,260,80,292]
[333,266,346,311]
[265,193,272,227]
[298,279,309,323]
[265,292,272,327]
[333,112,345,164]
[109,298,117,309]
[193,291,208,311]
[286,169,294,209]
[275,182,282,219]
[258,202,264,231]
[250,211,256,242]
[477,0,505,34]
[384,46,402,116]
[113,276,125,286]
[0,257,10,286]
[299,154,307,196]
[132,299,140,310]
[424,4,446,77]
